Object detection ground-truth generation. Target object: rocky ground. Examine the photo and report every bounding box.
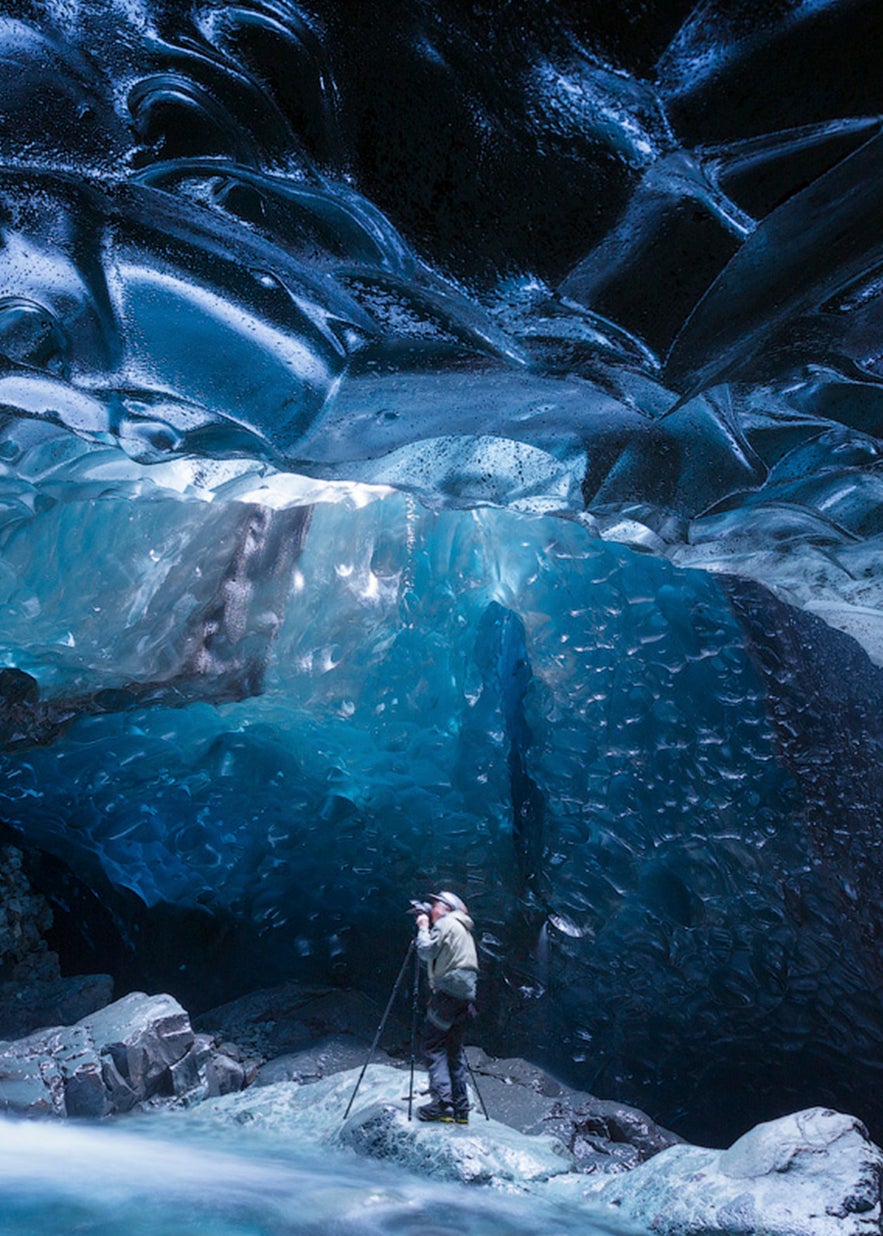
[0,845,880,1235]
[0,980,880,1235]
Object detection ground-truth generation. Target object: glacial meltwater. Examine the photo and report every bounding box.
[0,1112,635,1236]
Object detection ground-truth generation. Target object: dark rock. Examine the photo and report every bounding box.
[63,1062,109,1119]
[0,669,39,707]
[570,1136,641,1175]
[0,843,54,977]
[0,843,115,1041]
[101,1002,194,1099]
[464,1049,681,1166]
[202,1049,247,1098]
[0,991,245,1116]
[0,973,114,1040]
[169,1042,204,1098]
[100,1053,138,1113]
[195,982,381,1061]
[252,1035,372,1087]
[563,1096,683,1161]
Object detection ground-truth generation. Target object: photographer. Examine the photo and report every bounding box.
[414,890,478,1124]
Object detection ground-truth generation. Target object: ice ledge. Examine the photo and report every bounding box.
[164,1062,883,1235]
[584,1107,883,1236]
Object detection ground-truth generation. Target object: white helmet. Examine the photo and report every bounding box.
[430,890,467,914]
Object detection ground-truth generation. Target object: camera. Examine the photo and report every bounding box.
[408,899,432,916]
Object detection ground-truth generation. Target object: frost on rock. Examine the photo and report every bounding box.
[588,1108,883,1236]
[163,1062,578,1190]
[0,991,245,1118]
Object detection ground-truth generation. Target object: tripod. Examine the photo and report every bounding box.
[343,939,490,1122]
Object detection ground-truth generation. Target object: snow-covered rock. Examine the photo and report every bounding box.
[0,991,245,1117]
[168,1062,576,1190]
[586,1107,883,1236]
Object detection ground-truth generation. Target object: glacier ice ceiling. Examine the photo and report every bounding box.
[1,0,883,1144]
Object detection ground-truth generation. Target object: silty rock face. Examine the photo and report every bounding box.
[587,1107,883,1236]
[0,991,246,1118]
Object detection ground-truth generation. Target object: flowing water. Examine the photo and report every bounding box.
[0,1114,643,1236]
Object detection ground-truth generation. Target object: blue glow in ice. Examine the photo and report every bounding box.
[0,0,882,1145]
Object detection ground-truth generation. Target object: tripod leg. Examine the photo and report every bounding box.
[407,943,421,1120]
[343,939,415,1121]
[465,1053,491,1121]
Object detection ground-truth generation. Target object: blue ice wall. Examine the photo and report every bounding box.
[1,0,883,1139]
[0,483,845,1133]
[2,490,798,920]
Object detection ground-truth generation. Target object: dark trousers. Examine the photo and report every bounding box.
[423,990,473,1113]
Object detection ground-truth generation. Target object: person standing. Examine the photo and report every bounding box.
[414,890,478,1124]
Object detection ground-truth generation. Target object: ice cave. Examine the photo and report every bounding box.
[1,1,883,1232]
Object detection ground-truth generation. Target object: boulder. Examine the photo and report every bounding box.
[587,1107,883,1236]
[0,971,115,1041]
[194,982,381,1062]
[201,1047,248,1098]
[173,1061,577,1190]
[463,1049,682,1171]
[252,1034,371,1087]
[340,1098,575,1187]
[0,991,246,1117]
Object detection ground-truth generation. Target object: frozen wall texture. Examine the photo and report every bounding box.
[0,0,882,1143]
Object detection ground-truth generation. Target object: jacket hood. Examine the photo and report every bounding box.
[447,908,474,933]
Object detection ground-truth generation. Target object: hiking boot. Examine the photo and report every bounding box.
[453,1110,469,1125]
[417,1101,454,1123]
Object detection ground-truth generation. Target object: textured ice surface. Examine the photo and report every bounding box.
[0,0,883,1145]
[0,481,874,1134]
[175,1064,575,1188]
[587,1108,883,1236]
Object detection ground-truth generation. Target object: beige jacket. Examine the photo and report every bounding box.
[417,909,478,1000]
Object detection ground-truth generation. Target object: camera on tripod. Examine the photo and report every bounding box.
[343,903,489,1124]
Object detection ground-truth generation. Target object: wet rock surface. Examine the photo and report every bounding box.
[0,971,114,1042]
[251,1034,374,1087]
[339,1096,575,1187]
[465,1050,682,1170]
[0,992,247,1117]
